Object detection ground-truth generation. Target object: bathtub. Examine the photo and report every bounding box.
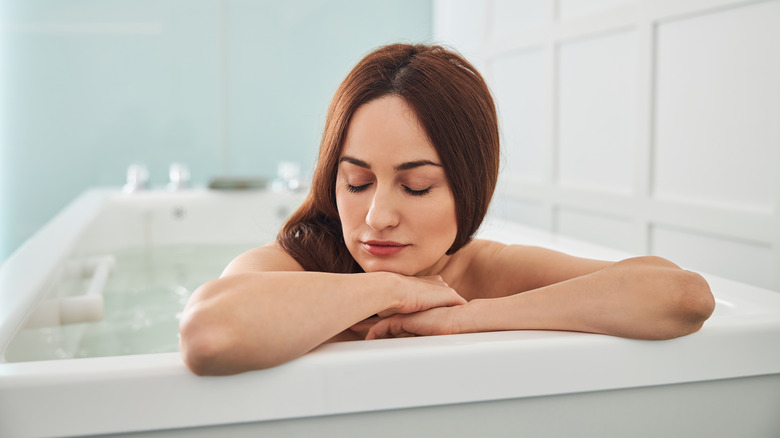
[1,188,779,437]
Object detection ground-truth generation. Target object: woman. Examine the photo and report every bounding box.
[179,44,715,376]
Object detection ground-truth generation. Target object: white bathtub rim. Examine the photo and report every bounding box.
[2,318,780,437]
[2,317,779,383]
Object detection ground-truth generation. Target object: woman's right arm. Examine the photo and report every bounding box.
[178,244,464,375]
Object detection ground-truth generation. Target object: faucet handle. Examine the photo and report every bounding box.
[167,163,191,191]
[123,164,150,193]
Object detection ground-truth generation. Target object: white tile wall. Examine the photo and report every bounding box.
[490,49,547,183]
[557,207,635,253]
[490,192,548,229]
[558,30,637,194]
[432,0,487,69]
[492,0,551,39]
[653,1,780,213]
[436,0,780,291]
[559,0,638,21]
[652,225,774,290]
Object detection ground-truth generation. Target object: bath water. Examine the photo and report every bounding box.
[5,244,254,362]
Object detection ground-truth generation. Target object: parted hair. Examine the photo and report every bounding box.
[277,43,500,273]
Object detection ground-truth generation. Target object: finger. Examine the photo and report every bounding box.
[368,314,421,339]
[365,320,388,339]
[366,316,402,339]
[450,294,467,305]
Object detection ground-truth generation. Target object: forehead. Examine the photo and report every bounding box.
[341,95,439,162]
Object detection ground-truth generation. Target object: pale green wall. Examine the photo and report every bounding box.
[0,0,433,261]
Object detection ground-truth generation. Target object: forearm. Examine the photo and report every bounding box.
[180,271,397,375]
[461,256,715,340]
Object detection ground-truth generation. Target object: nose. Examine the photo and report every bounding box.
[365,186,400,231]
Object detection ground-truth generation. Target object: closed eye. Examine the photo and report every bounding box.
[404,186,431,196]
[346,183,371,193]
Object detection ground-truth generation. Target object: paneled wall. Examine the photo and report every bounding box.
[435,0,780,291]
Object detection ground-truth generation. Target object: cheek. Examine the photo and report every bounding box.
[335,191,362,230]
[419,198,458,239]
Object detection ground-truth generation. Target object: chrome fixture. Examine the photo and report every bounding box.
[123,164,150,193]
[167,163,191,191]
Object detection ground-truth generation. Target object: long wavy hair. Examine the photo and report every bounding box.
[278,43,500,273]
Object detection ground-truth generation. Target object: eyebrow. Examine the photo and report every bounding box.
[340,156,442,171]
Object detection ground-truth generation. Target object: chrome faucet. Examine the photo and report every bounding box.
[167,163,191,191]
[123,164,150,193]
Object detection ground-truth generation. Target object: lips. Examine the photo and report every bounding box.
[362,240,409,257]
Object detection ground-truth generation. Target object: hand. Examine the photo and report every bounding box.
[365,305,467,339]
[348,315,381,339]
[378,274,466,318]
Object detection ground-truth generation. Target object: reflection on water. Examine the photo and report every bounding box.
[5,244,253,362]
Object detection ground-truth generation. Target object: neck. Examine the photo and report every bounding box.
[415,253,452,277]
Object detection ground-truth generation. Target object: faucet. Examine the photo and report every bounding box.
[167,163,191,191]
[123,164,150,193]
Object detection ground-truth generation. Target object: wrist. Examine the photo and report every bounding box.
[457,298,488,334]
[366,271,403,315]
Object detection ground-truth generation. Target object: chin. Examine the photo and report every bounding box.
[358,260,417,276]
[362,265,413,276]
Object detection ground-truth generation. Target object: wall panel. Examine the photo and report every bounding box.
[490,193,548,230]
[558,30,637,194]
[492,0,550,40]
[557,208,635,253]
[653,1,780,212]
[490,50,547,183]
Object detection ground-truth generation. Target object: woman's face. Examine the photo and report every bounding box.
[335,95,457,276]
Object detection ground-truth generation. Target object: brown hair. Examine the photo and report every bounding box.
[278,43,499,273]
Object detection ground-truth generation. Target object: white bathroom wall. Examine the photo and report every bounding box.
[434,0,780,291]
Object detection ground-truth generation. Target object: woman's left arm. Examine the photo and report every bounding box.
[365,249,715,340]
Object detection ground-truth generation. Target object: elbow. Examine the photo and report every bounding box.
[179,307,278,376]
[682,271,715,331]
[179,280,287,375]
[178,281,250,376]
[179,304,232,376]
[659,269,715,339]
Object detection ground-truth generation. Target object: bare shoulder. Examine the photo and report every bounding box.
[221,242,304,277]
[459,239,613,299]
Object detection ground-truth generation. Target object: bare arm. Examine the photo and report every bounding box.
[179,244,465,375]
[367,244,715,340]
[460,255,714,339]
